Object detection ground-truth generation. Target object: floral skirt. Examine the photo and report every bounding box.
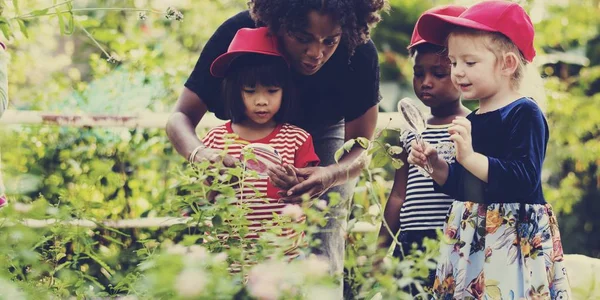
[433,202,572,300]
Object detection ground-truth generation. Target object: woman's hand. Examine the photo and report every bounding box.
[277,166,339,204]
[192,146,238,168]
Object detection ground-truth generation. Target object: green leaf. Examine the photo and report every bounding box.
[485,285,502,300]
[387,145,403,157]
[334,147,344,162]
[28,8,50,16]
[87,252,115,276]
[367,142,381,155]
[12,0,21,15]
[54,261,71,272]
[64,12,74,35]
[0,19,12,40]
[391,158,403,169]
[371,150,390,168]
[356,137,370,149]
[212,214,223,227]
[56,9,65,35]
[16,19,28,38]
[182,234,202,246]
[342,139,356,152]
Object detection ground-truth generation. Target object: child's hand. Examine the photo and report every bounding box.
[267,164,303,190]
[448,117,474,163]
[407,140,444,169]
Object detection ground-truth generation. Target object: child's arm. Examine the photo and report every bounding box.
[446,105,548,200]
[448,117,489,182]
[377,152,409,250]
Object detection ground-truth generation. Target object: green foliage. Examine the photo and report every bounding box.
[0,0,599,298]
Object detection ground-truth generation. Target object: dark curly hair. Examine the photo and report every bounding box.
[249,0,389,58]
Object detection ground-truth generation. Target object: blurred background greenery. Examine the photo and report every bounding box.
[0,0,599,296]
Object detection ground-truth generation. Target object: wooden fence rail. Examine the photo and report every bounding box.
[0,110,403,130]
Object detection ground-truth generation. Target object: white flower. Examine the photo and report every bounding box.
[46,207,59,216]
[315,200,328,211]
[214,252,228,263]
[186,245,209,264]
[383,256,393,271]
[356,255,367,266]
[248,281,280,300]
[368,205,381,216]
[306,286,338,300]
[174,269,207,298]
[247,260,287,299]
[281,204,303,221]
[303,254,330,277]
[0,278,25,299]
[166,244,187,255]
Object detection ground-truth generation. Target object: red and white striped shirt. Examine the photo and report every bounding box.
[202,122,320,259]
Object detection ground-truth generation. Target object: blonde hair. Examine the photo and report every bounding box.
[448,28,546,111]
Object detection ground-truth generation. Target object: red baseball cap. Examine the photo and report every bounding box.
[408,5,467,50]
[416,0,536,62]
[210,27,285,77]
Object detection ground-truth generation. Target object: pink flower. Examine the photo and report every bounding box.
[467,272,485,299]
[552,236,564,261]
[445,226,458,239]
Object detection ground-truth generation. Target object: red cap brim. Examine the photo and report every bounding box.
[417,13,497,47]
[210,50,282,78]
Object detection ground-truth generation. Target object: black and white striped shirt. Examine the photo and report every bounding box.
[400,124,457,231]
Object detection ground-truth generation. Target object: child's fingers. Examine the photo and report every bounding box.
[424,145,438,157]
[267,169,291,188]
[449,125,469,140]
[449,133,466,145]
[407,152,426,166]
[284,164,297,178]
[410,140,421,151]
[452,117,471,132]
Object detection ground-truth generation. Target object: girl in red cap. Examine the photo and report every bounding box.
[377,5,470,297]
[410,1,572,299]
[196,27,320,267]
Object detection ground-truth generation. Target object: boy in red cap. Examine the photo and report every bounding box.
[376,5,470,297]
[410,1,572,298]
[195,27,320,267]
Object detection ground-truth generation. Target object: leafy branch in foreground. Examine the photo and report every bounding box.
[0,0,183,63]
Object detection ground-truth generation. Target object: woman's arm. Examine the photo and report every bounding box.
[166,87,237,166]
[282,105,378,200]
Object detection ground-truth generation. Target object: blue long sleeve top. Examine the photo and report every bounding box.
[433,98,548,205]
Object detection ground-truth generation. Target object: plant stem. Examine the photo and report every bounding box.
[78,25,111,59]
[14,7,162,20]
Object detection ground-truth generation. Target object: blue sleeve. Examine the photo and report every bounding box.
[433,162,465,200]
[486,104,548,201]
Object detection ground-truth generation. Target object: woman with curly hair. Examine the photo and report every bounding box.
[166,0,387,293]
